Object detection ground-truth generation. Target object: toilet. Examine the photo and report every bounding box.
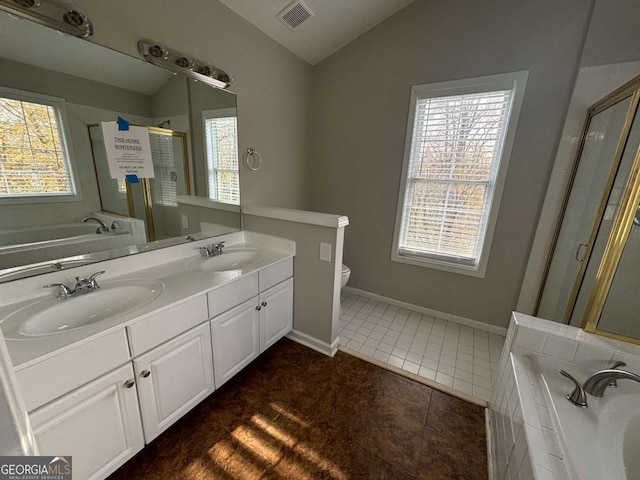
[341,264,351,289]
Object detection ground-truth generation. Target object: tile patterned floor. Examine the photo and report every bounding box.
[338,292,505,402]
[109,339,488,480]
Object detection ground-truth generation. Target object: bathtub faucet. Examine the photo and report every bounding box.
[82,216,109,234]
[583,368,640,397]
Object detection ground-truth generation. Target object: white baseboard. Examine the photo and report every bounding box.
[286,329,339,357]
[342,286,507,336]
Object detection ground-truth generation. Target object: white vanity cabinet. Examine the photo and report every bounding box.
[133,322,214,442]
[6,240,295,480]
[211,298,260,387]
[209,259,293,387]
[259,278,294,352]
[29,363,144,480]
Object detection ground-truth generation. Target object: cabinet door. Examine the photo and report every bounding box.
[29,363,144,480]
[134,322,214,442]
[210,297,260,387]
[260,278,294,352]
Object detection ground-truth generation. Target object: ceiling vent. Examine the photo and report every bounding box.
[277,0,314,30]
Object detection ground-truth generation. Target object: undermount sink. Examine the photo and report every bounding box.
[1,278,163,338]
[186,248,263,273]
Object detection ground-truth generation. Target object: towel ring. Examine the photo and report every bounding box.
[244,148,262,171]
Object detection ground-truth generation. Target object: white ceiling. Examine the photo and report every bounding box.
[219,0,415,65]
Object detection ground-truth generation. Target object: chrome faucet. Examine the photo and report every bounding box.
[44,271,105,299]
[197,241,225,257]
[583,368,640,397]
[82,216,109,234]
[559,361,637,407]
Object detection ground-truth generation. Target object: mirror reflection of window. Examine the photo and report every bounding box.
[0,89,75,199]
[203,108,239,205]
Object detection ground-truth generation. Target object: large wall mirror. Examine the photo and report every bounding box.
[0,9,241,283]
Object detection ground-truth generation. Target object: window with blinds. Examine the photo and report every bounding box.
[0,93,74,198]
[392,72,527,276]
[204,110,239,205]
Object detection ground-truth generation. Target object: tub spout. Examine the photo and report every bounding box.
[583,369,640,397]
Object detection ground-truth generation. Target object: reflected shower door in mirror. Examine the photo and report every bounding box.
[89,125,191,242]
[536,76,640,340]
[0,9,240,283]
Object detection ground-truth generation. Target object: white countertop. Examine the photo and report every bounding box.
[0,231,295,369]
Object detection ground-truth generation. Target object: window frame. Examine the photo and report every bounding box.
[391,71,528,277]
[202,107,239,205]
[0,86,82,205]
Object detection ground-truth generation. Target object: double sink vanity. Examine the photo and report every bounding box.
[0,231,295,480]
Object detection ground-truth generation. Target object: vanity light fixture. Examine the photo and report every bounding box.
[0,0,93,37]
[138,40,234,90]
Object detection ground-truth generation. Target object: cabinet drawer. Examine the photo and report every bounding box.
[128,295,208,357]
[259,258,293,291]
[207,272,258,318]
[16,329,130,412]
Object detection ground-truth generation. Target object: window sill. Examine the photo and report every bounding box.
[390,251,487,278]
[0,194,82,206]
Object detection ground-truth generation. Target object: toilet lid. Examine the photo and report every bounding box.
[341,264,350,274]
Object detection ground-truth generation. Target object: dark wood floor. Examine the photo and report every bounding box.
[109,339,487,480]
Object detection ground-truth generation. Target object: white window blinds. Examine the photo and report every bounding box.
[398,89,514,267]
[204,114,239,205]
[0,96,74,197]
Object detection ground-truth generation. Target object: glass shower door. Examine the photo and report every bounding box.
[537,90,636,324]
[571,115,640,326]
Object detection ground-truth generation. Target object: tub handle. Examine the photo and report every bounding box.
[559,369,588,408]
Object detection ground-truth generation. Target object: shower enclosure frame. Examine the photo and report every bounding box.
[534,75,640,344]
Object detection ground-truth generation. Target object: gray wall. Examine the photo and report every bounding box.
[580,0,640,67]
[74,0,313,210]
[308,0,594,328]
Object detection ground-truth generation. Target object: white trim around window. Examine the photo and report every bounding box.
[391,71,528,277]
[0,86,82,205]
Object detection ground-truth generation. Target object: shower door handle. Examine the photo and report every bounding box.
[633,205,640,227]
[575,243,589,262]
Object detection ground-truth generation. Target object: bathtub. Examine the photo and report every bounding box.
[0,223,134,271]
[0,223,106,250]
[534,354,640,480]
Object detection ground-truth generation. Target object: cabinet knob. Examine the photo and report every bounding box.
[261,301,267,307]
[256,305,261,311]
[123,379,135,389]
[141,370,151,378]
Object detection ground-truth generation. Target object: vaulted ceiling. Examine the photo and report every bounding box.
[218,0,416,65]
